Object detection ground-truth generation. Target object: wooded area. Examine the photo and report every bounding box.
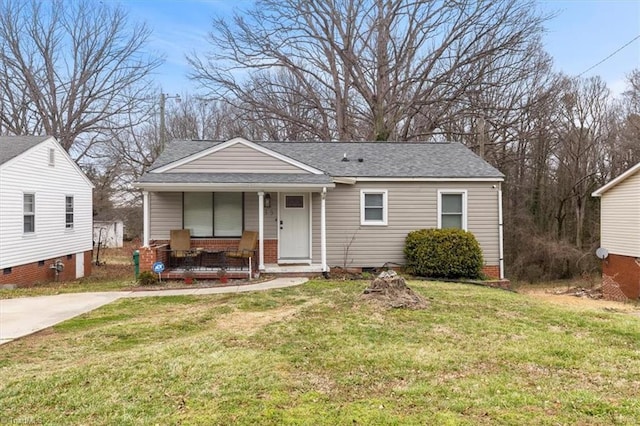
[1,0,638,281]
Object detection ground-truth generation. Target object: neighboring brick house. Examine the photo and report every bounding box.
[0,136,94,286]
[592,162,640,300]
[135,137,505,279]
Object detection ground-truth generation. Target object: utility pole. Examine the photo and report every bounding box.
[159,92,180,151]
[478,115,486,159]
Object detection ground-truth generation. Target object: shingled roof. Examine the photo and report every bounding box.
[148,140,503,179]
[0,135,51,165]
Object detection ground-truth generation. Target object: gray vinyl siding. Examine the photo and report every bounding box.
[149,182,500,266]
[150,192,183,240]
[312,181,500,268]
[0,139,93,269]
[150,191,278,240]
[243,192,278,239]
[167,144,309,174]
[600,171,640,257]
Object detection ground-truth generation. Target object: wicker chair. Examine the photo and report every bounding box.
[169,229,198,268]
[225,231,258,270]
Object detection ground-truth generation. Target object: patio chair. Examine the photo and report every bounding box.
[169,229,198,268]
[225,230,258,270]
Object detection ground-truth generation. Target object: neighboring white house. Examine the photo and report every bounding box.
[0,136,94,286]
[592,162,640,300]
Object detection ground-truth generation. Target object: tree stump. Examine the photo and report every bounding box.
[361,270,429,309]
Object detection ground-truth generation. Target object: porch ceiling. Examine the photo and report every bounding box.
[135,172,335,192]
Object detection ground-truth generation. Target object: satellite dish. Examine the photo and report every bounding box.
[595,247,609,260]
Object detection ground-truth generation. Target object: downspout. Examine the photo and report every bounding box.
[321,187,327,274]
[143,191,150,247]
[498,184,504,280]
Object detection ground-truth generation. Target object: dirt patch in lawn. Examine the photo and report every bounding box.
[519,285,640,314]
[216,300,317,335]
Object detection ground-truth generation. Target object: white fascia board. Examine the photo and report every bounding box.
[152,137,325,175]
[51,138,96,189]
[592,162,640,197]
[134,182,335,192]
[352,177,504,182]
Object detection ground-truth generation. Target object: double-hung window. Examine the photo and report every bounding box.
[65,196,74,229]
[183,192,244,237]
[438,190,467,230]
[24,193,35,233]
[360,190,388,226]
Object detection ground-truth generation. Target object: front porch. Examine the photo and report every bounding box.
[139,186,333,278]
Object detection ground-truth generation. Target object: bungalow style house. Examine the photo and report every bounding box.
[0,136,94,286]
[136,137,505,280]
[592,162,640,300]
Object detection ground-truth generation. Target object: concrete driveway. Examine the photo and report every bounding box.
[0,292,127,345]
[0,277,307,345]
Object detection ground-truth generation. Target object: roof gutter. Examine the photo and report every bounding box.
[343,177,504,182]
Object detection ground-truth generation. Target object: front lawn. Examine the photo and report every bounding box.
[0,263,137,298]
[1,280,639,424]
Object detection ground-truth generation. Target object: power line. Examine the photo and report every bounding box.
[578,34,640,77]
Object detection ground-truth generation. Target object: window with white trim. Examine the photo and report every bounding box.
[438,190,467,230]
[24,193,35,233]
[65,196,74,229]
[360,190,387,225]
[183,192,244,237]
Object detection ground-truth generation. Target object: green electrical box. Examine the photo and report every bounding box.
[133,250,140,279]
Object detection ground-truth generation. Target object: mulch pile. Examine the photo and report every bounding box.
[361,270,429,310]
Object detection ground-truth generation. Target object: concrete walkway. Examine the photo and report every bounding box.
[0,277,307,345]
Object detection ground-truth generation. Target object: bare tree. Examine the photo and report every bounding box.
[0,0,162,160]
[614,69,640,171]
[164,95,239,141]
[550,76,613,248]
[189,0,549,141]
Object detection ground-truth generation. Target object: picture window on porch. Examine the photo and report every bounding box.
[183,192,244,237]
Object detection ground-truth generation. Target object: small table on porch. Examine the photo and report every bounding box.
[199,250,227,270]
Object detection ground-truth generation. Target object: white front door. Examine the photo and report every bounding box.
[76,251,84,279]
[279,193,310,260]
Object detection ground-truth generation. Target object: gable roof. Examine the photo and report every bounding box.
[0,135,95,188]
[592,162,640,197]
[0,135,51,165]
[152,137,324,174]
[149,139,504,179]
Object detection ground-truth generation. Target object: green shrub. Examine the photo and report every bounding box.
[137,270,159,286]
[404,228,483,279]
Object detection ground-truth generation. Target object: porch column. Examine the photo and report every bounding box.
[321,187,327,272]
[258,191,265,271]
[498,185,504,279]
[142,191,150,247]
